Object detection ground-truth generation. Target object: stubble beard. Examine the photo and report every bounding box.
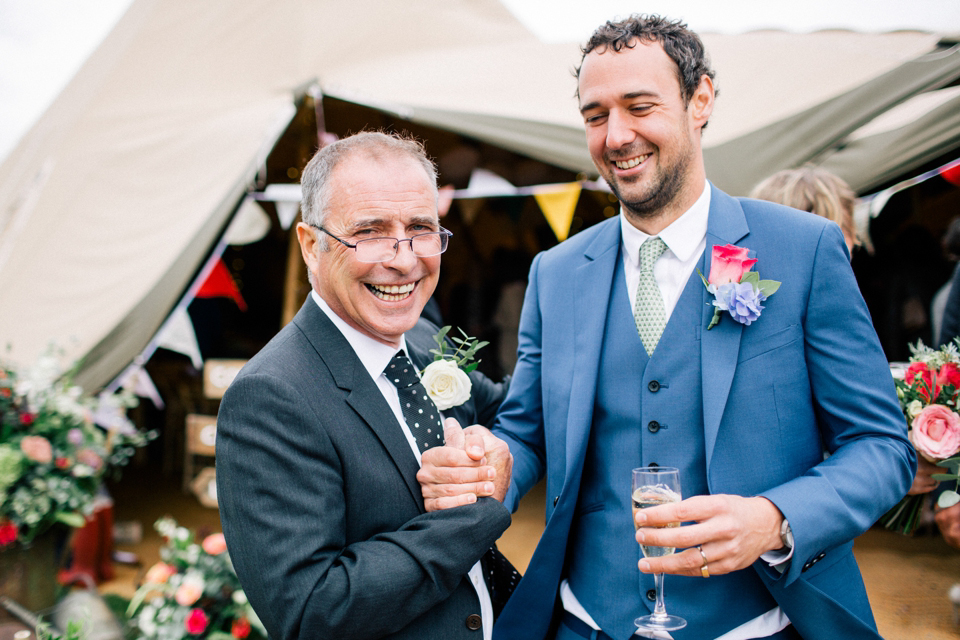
[610,152,689,225]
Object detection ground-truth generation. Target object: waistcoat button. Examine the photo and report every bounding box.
[648,380,660,392]
[647,421,660,433]
[465,614,482,631]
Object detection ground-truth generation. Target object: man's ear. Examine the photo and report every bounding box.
[690,74,715,130]
[296,222,320,275]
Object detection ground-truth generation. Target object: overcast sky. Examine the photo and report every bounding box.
[1,0,959,161]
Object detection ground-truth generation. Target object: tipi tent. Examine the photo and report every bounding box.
[0,0,957,390]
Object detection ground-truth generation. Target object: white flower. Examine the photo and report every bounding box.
[907,399,925,420]
[421,360,472,410]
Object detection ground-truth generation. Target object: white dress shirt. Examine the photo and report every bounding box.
[311,290,494,640]
[561,182,791,639]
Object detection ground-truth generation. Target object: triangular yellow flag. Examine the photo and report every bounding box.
[534,183,581,242]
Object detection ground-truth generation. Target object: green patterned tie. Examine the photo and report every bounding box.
[634,237,668,356]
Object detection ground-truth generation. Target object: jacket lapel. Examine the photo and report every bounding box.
[701,185,750,470]
[566,219,621,481]
[293,300,425,512]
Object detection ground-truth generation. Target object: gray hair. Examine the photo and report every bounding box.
[300,131,438,240]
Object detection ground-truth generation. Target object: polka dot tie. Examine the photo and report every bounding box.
[386,351,444,453]
[634,237,668,356]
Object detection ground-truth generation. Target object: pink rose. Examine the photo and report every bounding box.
[911,404,960,461]
[906,362,939,402]
[185,609,209,635]
[708,244,758,285]
[144,561,177,584]
[175,574,205,606]
[201,532,227,555]
[20,436,53,464]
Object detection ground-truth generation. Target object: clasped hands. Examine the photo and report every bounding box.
[416,418,513,512]
[634,494,785,578]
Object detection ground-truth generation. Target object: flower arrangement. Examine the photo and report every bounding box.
[0,348,152,546]
[421,326,488,410]
[881,341,960,534]
[127,518,265,640]
[699,244,780,329]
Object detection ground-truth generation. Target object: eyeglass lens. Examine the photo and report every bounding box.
[354,233,447,262]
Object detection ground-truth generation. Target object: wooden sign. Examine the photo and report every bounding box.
[190,467,218,508]
[203,359,247,399]
[186,414,218,456]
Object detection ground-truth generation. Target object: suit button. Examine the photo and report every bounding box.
[648,462,659,468]
[647,421,660,433]
[648,380,660,392]
[553,495,559,507]
[646,589,657,601]
[465,614,482,631]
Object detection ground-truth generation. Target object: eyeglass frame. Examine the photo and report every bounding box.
[309,223,453,263]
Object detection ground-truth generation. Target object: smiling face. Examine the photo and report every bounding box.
[297,151,440,347]
[578,39,714,234]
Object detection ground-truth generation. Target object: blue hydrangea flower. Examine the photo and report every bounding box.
[711,282,766,326]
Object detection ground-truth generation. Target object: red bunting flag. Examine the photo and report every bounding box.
[196,258,247,311]
[941,162,960,186]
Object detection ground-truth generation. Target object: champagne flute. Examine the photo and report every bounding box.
[632,466,686,631]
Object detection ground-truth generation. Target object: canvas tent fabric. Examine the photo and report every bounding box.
[0,0,955,390]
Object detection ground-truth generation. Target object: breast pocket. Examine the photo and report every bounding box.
[737,323,803,365]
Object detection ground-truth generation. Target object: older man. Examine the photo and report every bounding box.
[217,132,515,640]
[420,15,915,640]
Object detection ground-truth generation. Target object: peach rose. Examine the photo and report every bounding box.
[911,404,960,461]
[20,436,52,464]
[144,561,177,584]
[175,573,205,606]
[201,532,227,555]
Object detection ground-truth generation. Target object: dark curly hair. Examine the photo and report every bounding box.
[575,14,717,105]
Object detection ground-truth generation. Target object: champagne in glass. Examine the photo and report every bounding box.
[632,466,686,632]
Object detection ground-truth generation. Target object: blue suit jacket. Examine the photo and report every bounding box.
[492,184,916,639]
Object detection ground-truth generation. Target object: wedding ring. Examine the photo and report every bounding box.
[698,545,710,578]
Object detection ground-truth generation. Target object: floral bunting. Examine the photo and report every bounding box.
[196,258,247,311]
[155,308,204,370]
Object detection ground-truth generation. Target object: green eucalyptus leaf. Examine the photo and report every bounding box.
[931,473,960,481]
[758,280,781,296]
[740,271,759,285]
[939,490,960,509]
[464,363,479,373]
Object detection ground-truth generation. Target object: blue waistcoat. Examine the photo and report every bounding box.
[566,250,777,640]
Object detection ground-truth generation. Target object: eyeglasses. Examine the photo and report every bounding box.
[311,224,452,263]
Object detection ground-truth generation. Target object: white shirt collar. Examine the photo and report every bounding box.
[311,289,408,381]
[620,180,711,264]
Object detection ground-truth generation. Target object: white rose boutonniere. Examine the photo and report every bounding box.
[421,326,488,411]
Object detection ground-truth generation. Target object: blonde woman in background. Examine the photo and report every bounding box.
[750,166,859,254]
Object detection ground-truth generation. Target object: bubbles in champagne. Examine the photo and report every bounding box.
[632,486,681,558]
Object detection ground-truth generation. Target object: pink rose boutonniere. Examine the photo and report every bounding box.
[699,244,780,329]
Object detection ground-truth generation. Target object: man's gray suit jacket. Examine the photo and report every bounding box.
[217,299,512,639]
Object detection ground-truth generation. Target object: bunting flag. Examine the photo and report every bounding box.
[111,363,165,409]
[535,183,582,242]
[155,307,204,370]
[860,156,960,218]
[225,197,271,245]
[196,258,247,311]
[942,162,960,186]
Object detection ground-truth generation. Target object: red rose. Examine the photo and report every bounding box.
[19,412,34,425]
[185,609,209,635]
[938,363,960,397]
[0,521,17,547]
[906,362,939,402]
[231,617,252,639]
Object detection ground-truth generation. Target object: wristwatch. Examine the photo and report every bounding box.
[780,518,794,550]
